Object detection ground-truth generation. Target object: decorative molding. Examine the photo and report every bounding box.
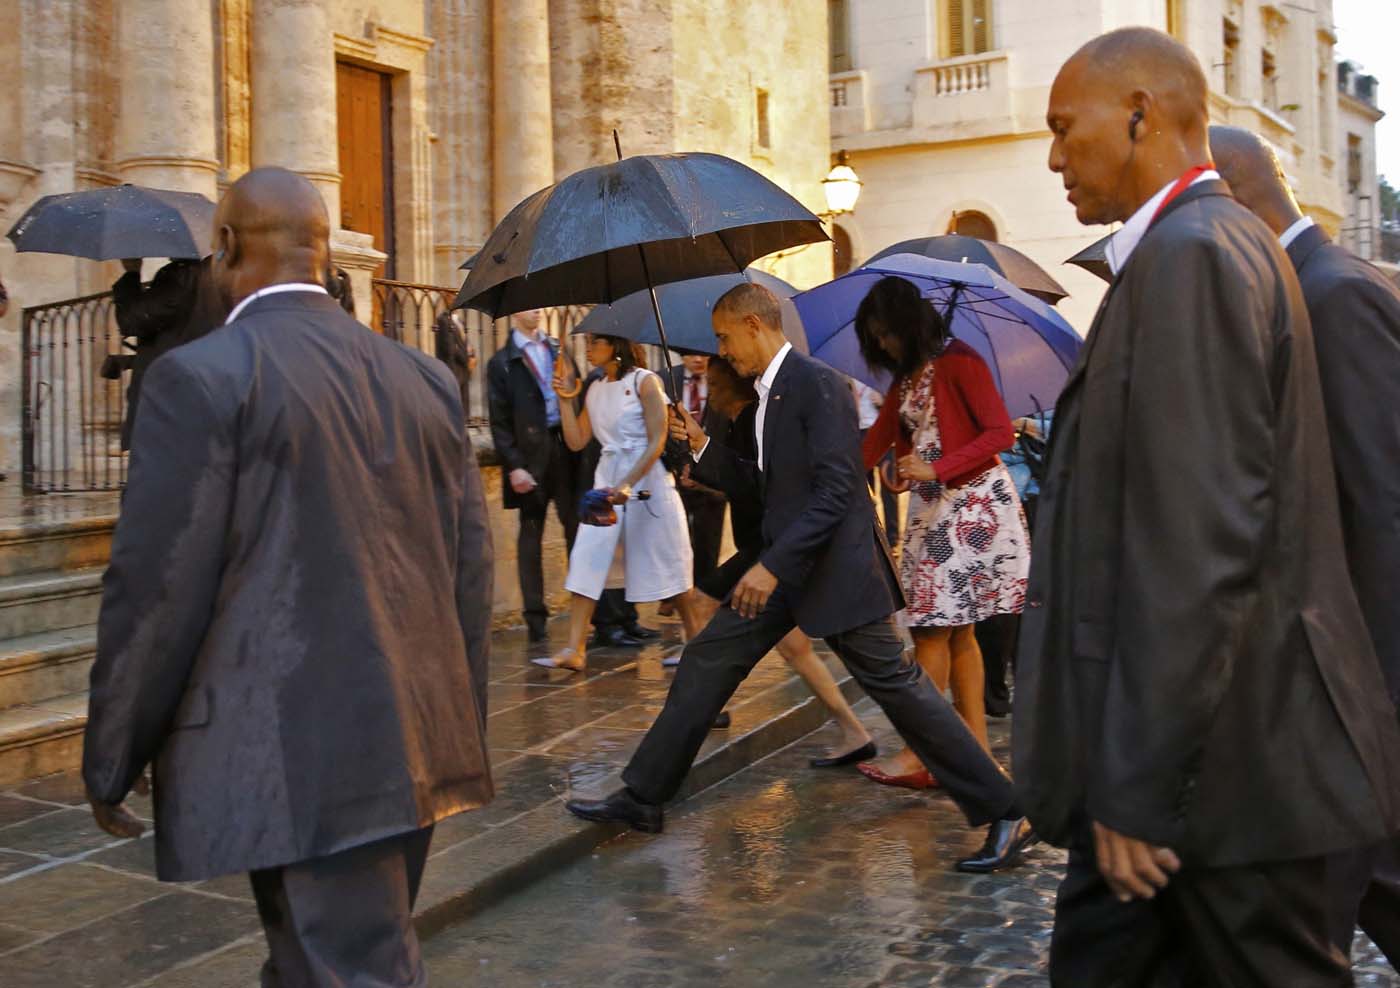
[74,166,123,188]
[0,160,41,207]
[116,155,222,175]
[375,24,434,55]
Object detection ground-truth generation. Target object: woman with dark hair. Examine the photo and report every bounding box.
[534,333,700,671]
[855,276,1029,787]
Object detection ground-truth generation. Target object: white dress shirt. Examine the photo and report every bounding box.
[225,282,329,325]
[1105,169,1220,276]
[1278,215,1316,250]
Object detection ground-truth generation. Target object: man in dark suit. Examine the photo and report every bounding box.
[1017,29,1400,985]
[1213,124,1400,971]
[83,167,494,987]
[487,308,579,642]
[566,283,1035,873]
[669,355,728,588]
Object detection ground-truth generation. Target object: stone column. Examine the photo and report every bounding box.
[114,0,220,198]
[492,0,554,222]
[430,0,494,287]
[250,0,341,226]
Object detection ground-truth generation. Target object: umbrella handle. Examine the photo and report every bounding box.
[555,379,582,399]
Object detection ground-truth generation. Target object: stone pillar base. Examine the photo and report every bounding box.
[330,229,386,329]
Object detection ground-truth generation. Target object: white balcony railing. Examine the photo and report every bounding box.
[913,52,1012,133]
[829,70,870,138]
[930,58,994,97]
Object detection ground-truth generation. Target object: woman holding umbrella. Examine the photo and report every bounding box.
[533,332,701,671]
[855,276,1030,787]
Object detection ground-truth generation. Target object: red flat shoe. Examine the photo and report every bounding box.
[857,762,939,790]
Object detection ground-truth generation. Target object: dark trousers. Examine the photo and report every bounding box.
[1052,838,1350,987]
[1326,836,1400,970]
[976,613,1018,709]
[592,588,638,631]
[250,826,434,988]
[621,589,1015,824]
[518,431,579,622]
[680,490,726,587]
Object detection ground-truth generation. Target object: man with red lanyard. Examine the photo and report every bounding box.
[1016,26,1400,986]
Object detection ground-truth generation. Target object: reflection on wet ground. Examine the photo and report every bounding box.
[424,709,1400,988]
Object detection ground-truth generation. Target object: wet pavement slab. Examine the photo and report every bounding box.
[0,607,862,986]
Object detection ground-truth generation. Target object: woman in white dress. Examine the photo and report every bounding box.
[534,333,701,672]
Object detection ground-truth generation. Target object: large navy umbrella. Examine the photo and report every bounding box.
[453,152,826,317]
[866,235,1069,304]
[791,253,1082,418]
[1065,233,1113,283]
[572,268,803,355]
[6,184,215,261]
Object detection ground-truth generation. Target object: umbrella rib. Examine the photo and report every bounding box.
[716,228,748,275]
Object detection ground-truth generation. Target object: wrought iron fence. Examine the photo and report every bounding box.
[21,291,127,494]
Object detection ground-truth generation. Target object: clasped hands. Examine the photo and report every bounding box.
[1092,820,1181,902]
[88,772,150,840]
[895,452,937,482]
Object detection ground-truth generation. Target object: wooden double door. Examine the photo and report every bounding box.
[335,61,395,280]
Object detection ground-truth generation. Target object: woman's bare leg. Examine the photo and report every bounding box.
[775,629,873,756]
[948,623,990,752]
[865,627,953,776]
[543,593,596,671]
[670,589,705,641]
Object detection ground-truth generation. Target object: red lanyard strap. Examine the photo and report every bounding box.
[1151,164,1213,224]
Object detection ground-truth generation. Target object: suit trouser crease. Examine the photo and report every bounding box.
[250,827,434,988]
[620,593,1014,825]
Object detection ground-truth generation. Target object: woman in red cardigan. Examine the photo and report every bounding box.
[854,276,1030,789]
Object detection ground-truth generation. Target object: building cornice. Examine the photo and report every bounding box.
[1339,90,1385,123]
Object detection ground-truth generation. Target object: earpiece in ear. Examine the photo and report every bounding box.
[1128,110,1144,142]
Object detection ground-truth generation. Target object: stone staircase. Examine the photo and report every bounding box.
[0,512,115,785]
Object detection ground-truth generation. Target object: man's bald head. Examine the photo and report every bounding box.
[1209,125,1303,235]
[212,167,331,309]
[1047,27,1213,225]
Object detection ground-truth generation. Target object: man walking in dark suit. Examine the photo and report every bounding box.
[566,283,1035,874]
[1213,124,1400,972]
[487,308,579,642]
[669,354,728,588]
[83,167,494,987]
[1017,29,1400,986]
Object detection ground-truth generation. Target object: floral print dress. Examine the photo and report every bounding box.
[899,361,1030,628]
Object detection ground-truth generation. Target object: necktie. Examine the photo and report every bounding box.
[688,375,702,417]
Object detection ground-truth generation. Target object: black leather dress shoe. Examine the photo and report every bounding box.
[711,710,732,730]
[622,622,660,640]
[591,627,645,648]
[955,816,1038,873]
[566,789,664,833]
[525,617,547,643]
[809,741,878,768]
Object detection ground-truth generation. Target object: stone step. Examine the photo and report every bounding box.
[0,568,105,639]
[0,515,115,578]
[0,625,98,708]
[0,689,87,787]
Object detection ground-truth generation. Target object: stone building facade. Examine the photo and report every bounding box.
[1336,61,1386,263]
[829,0,1382,332]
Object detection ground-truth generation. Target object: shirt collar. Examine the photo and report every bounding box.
[1278,215,1316,250]
[755,342,793,397]
[512,328,549,349]
[1106,169,1219,276]
[225,282,329,325]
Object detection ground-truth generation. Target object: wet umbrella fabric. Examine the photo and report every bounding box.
[791,253,1082,419]
[453,152,826,318]
[571,268,804,355]
[1065,234,1113,283]
[865,235,1070,304]
[6,185,215,261]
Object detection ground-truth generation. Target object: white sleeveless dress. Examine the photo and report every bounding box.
[564,369,694,602]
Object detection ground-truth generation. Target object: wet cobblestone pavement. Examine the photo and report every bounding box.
[423,707,1400,988]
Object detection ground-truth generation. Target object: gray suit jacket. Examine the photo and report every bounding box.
[1014,182,1400,867]
[83,290,494,881]
[1286,224,1400,704]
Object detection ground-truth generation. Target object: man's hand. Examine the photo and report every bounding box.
[670,406,706,454]
[509,468,537,495]
[121,257,143,274]
[1092,820,1180,902]
[88,772,150,840]
[731,562,778,620]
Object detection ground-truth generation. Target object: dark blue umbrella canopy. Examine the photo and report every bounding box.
[454,152,827,317]
[6,184,214,260]
[572,268,801,354]
[865,235,1069,303]
[792,254,1083,418]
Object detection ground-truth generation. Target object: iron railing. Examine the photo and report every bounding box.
[21,290,127,494]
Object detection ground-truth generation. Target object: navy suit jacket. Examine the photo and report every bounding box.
[691,350,902,638]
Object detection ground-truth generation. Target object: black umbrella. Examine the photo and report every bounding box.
[6,184,215,261]
[865,235,1069,304]
[1065,234,1113,283]
[572,268,804,355]
[455,143,826,396]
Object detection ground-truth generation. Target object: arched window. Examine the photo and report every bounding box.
[947,210,998,242]
[832,224,855,275]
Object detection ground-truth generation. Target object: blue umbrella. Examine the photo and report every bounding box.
[572,268,803,354]
[791,253,1082,418]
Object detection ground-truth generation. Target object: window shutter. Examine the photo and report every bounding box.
[948,0,966,58]
[830,0,851,72]
[972,0,990,53]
